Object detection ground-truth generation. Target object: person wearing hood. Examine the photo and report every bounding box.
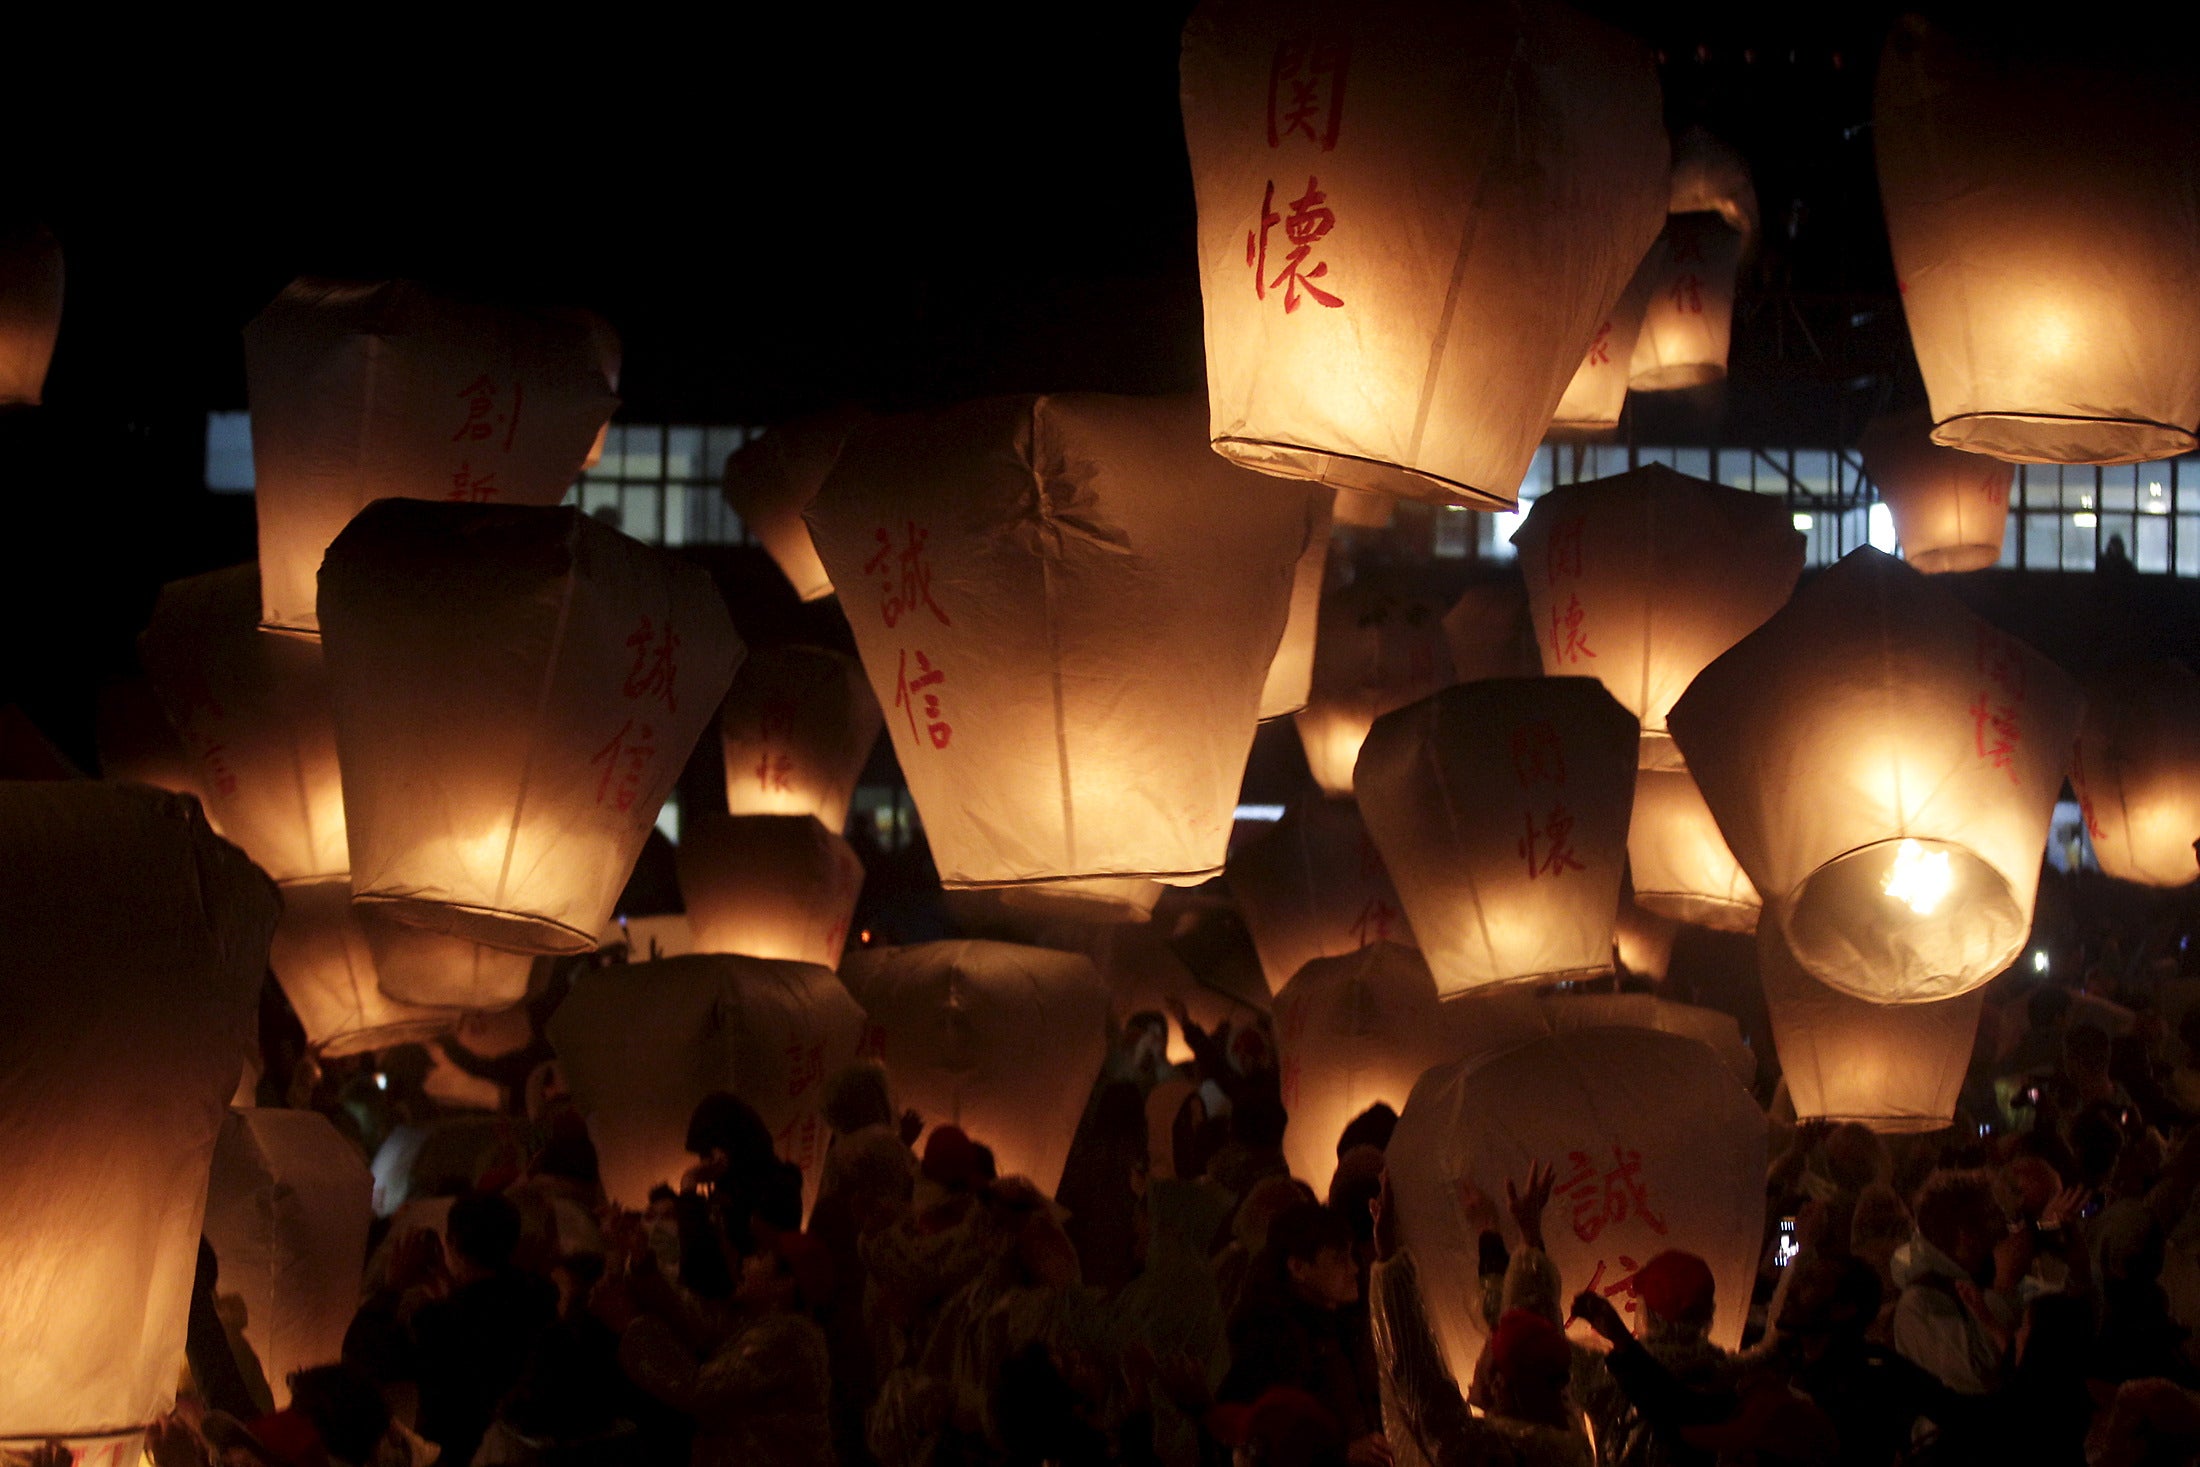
[1890,1169,2025,1395]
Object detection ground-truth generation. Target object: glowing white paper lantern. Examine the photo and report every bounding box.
[677,813,865,968]
[720,410,867,603]
[1512,466,1803,770]
[138,564,347,885]
[806,393,1322,890]
[1759,921,1983,1134]
[0,784,278,1453]
[1180,0,1667,508]
[1228,796,1414,996]
[1668,548,2083,1003]
[363,910,538,1013]
[1273,943,1451,1185]
[0,220,62,407]
[1296,575,1454,797]
[1356,679,1637,997]
[244,277,620,634]
[202,1109,373,1408]
[549,955,866,1212]
[1389,1025,1765,1376]
[1876,18,2200,464]
[1551,255,1657,432]
[840,940,1110,1193]
[319,501,744,954]
[2069,662,2200,888]
[1859,408,2014,574]
[719,645,882,831]
[1629,769,1760,933]
[1613,899,1679,980]
[270,881,453,1058]
[1259,494,1336,720]
[1629,130,1755,392]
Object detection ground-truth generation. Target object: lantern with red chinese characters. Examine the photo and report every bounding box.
[244,277,620,635]
[1259,495,1336,720]
[319,501,744,954]
[270,881,454,1057]
[1180,0,1667,509]
[1630,129,1755,392]
[677,813,865,969]
[1876,18,2200,464]
[840,940,1110,1193]
[1759,921,1984,1133]
[1629,769,1760,934]
[1295,574,1455,798]
[1228,797,1415,996]
[0,220,62,406]
[363,910,538,1013]
[1552,256,1657,432]
[1669,548,2083,1004]
[1512,466,1803,771]
[1272,942,1451,1186]
[1356,679,1637,997]
[720,410,868,603]
[1388,1024,1765,1376]
[1859,409,2014,574]
[202,1109,373,1409]
[548,954,866,1213]
[805,394,1322,894]
[2069,663,2200,889]
[719,645,882,832]
[0,784,278,1457]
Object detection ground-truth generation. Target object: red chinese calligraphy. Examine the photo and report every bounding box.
[786,1038,826,1100]
[1267,33,1349,151]
[1519,803,1586,879]
[1509,721,1568,788]
[893,649,953,750]
[1549,593,1596,664]
[447,463,501,501]
[1582,1254,1647,1317]
[590,717,657,812]
[1555,1145,1668,1245]
[1546,514,1588,586]
[622,616,680,714]
[1970,628,2025,784]
[1350,895,1401,946]
[775,1113,825,1177]
[191,738,239,798]
[863,522,952,630]
[1248,176,1343,313]
[1583,319,1613,368]
[1668,273,1705,315]
[2070,747,2106,841]
[451,374,523,451]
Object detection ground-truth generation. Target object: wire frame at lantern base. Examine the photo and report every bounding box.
[1784,838,2026,1006]
[1214,440,1515,513]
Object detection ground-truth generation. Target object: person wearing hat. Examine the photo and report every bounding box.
[1576,1248,1740,1467]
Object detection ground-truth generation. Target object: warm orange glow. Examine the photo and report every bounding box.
[1273,943,1451,1186]
[0,221,62,407]
[678,813,866,968]
[2070,663,2200,888]
[719,646,882,831]
[1296,575,1454,798]
[1860,409,2014,574]
[1229,797,1415,995]
[720,410,868,603]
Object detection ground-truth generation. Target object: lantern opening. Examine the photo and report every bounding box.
[1929,413,2198,469]
[1786,837,2024,1004]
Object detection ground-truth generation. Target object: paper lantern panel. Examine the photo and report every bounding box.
[1629,212,1746,391]
[806,393,1321,890]
[720,410,868,603]
[1356,679,1637,997]
[1273,943,1450,1187]
[1551,253,1657,433]
[1875,18,2200,465]
[719,645,882,831]
[678,813,865,968]
[319,501,744,954]
[2070,662,2200,888]
[1668,548,2082,1003]
[1628,768,1760,934]
[244,277,619,634]
[1859,408,2014,574]
[1259,493,1336,720]
[203,1109,374,1408]
[1295,575,1455,798]
[0,220,62,407]
[1229,796,1415,996]
[364,908,538,1012]
[840,941,1110,1193]
[0,784,278,1447]
[1181,0,1668,508]
[272,880,455,1058]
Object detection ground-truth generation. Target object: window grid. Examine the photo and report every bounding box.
[566,423,758,546]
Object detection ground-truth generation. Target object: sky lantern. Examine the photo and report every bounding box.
[1552,254,1657,432]
[1877,19,2200,465]
[720,410,867,603]
[1759,922,1983,1134]
[1669,547,2083,1004]
[1272,942,1451,1186]
[1356,679,1637,997]
[1440,579,1541,684]
[806,393,1322,891]
[2069,662,2200,888]
[1296,575,1454,798]
[719,644,882,831]
[363,910,538,1013]
[0,220,61,406]
[270,881,454,1058]
[243,277,619,635]
[1180,0,1667,510]
[0,784,278,1454]
[138,564,348,885]
[1628,769,1761,933]
[998,877,1165,925]
[1388,1025,1765,1376]
[676,812,865,968]
[1859,408,2014,573]
[549,954,866,1213]
[839,940,1110,1193]
[1630,128,1755,392]
[319,500,743,954]
[1228,796,1414,996]
[1613,899,1679,980]
[1259,494,1336,720]
[202,1108,374,1409]
[1512,466,1803,771]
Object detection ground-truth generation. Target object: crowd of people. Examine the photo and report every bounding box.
[43,935,2200,1467]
